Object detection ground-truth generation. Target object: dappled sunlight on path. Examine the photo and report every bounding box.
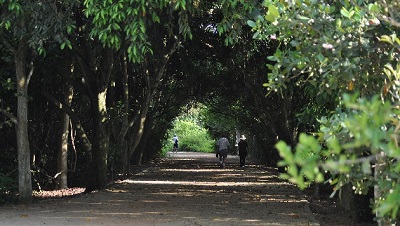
[0,152,319,226]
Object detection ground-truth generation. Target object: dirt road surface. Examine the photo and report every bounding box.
[0,152,320,226]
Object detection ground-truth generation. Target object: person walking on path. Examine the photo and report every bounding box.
[216,135,230,168]
[238,135,248,168]
[172,134,179,153]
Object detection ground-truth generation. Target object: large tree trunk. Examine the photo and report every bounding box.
[84,89,110,192]
[91,90,109,190]
[73,42,114,191]
[15,41,33,204]
[56,81,73,189]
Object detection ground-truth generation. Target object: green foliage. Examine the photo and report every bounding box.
[83,0,201,62]
[276,133,324,190]
[199,101,237,138]
[278,94,392,177]
[214,0,256,46]
[0,0,78,55]
[277,93,400,217]
[250,1,395,97]
[84,0,153,62]
[250,0,400,222]
[176,118,214,152]
[161,115,215,155]
[0,173,17,204]
[0,77,13,91]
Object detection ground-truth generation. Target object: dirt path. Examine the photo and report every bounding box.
[0,152,320,226]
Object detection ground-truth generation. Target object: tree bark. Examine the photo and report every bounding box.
[73,42,114,191]
[15,40,33,204]
[127,69,151,168]
[374,151,391,225]
[131,113,154,165]
[117,53,131,176]
[56,81,73,189]
[90,90,109,190]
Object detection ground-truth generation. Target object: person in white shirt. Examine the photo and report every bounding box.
[172,134,179,153]
[216,135,230,168]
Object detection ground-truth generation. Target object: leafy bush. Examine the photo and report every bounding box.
[0,173,17,204]
[248,0,400,223]
[161,116,215,155]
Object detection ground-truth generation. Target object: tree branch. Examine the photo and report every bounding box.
[26,60,35,87]
[41,91,92,148]
[0,108,18,125]
[0,35,16,55]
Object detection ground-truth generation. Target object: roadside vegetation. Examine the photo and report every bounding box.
[161,106,215,155]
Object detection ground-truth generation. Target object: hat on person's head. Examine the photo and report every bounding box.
[240,135,246,140]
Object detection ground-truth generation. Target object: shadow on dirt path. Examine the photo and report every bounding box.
[0,152,319,226]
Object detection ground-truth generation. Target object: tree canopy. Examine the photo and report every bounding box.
[1,0,399,224]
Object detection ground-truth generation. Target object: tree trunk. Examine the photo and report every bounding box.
[131,113,154,165]
[15,43,32,204]
[127,72,151,169]
[56,81,73,189]
[73,43,114,191]
[89,90,109,190]
[117,54,131,176]
[41,91,94,191]
[127,40,179,170]
[374,151,391,225]
[281,89,296,146]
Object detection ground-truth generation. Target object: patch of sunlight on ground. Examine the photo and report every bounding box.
[119,179,294,188]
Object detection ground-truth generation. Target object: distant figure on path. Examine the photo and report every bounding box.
[172,134,179,153]
[216,135,230,168]
[238,135,248,168]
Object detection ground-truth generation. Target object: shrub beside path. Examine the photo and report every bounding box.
[0,152,320,226]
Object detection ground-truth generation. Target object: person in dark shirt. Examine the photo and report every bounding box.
[238,135,248,168]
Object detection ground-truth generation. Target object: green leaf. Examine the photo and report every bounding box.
[361,161,372,174]
[4,20,11,30]
[265,5,280,22]
[296,15,309,20]
[316,54,325,62]
[290,40,300,47]
[268,5,280,19]
[315,173,324,183]
[247,20,256,28]
[336,19,345,33]
[252,31,261,39]
[267,55,279,62]
[340,7,350,18]
[379,35,394,45]
[395,37,400,46]
[326,136,341,154]
[67,25,73,34]
[38,47,46,56]
[265,14,275,22]
[287,165,298,177]
[368,4,379,13]
[276,141,295,165]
